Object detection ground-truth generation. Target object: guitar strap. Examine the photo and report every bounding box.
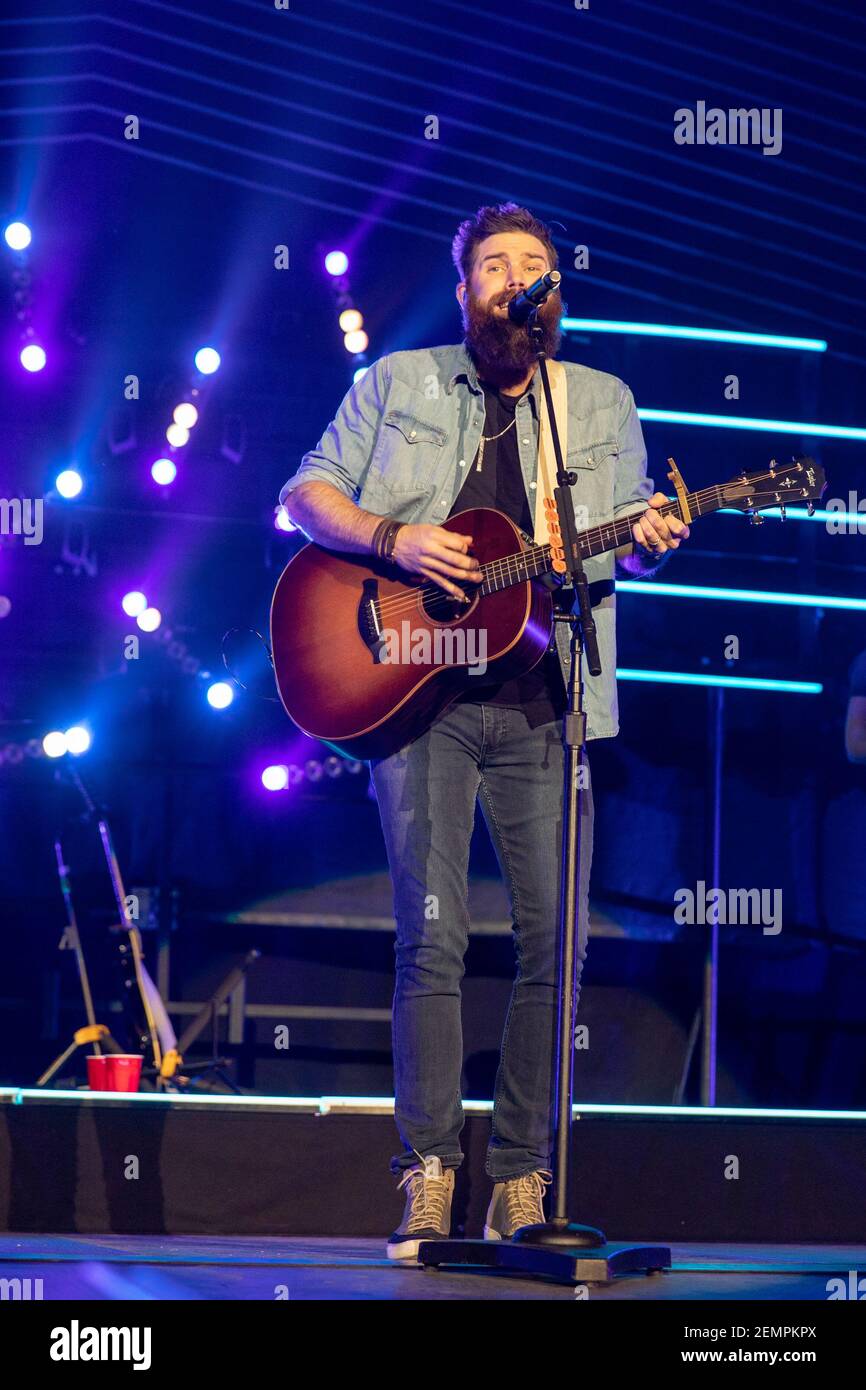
[533,358,568,549]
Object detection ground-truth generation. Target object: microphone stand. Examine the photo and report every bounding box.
[419,308,671,1285]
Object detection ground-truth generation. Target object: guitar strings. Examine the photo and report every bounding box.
[372,469,803,621]
[371,481,725,621]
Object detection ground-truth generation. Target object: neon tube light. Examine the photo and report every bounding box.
[616,580,866,611]
[616,669,822,694]
[637,408,866,440]
[561,318,827,352]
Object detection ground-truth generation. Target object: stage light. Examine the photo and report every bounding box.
[339,309,363,333]
[194,347,221,375]
[206,680,234,709]
[20,343,46,372]
[561,318,827,352]
[274,505,296,532]
[616,669,822,694]
[173,402,198,429]
[165,423,190,448]
[55,469,83,499]
[262,764,289,791]
[4,221,32,251]
[137,606,162,632]
[353,366,369,384]
[325,251,349,277]
[637,408,866,441]
[343,329,368,354]
[42,731,67,758]
[64,725,92,754]
[151,458,177,485]
[616,579,866,612]
[122,591,147,617]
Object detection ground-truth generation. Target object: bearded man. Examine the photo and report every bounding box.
[280,203,689,1259]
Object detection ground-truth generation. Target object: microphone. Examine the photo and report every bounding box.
[507,269,562,325]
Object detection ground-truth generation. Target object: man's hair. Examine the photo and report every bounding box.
[451,202,559,283]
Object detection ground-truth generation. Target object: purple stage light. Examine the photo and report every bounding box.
[261,764,289,791]
[20,343,46,372]
[324,250,349,277]
[121,590,147,617]
[137,606,162,632]
[173,402,198,429]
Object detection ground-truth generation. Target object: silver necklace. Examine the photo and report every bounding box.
[476,414,517,474]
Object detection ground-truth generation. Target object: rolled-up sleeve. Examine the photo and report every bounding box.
[279,354,390,507]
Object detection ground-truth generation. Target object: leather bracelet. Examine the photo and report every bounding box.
[382,521,404,561]
[371,517,403,561]
[371,518,391,558]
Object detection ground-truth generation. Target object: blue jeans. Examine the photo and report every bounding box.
[370,701,593,1181]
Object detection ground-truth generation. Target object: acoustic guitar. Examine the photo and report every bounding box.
[270,457,826,759]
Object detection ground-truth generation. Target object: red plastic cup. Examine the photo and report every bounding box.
[103,1054,143,1092]
[86,1054,109,1090]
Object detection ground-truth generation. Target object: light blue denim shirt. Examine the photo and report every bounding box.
[280,342,660,740]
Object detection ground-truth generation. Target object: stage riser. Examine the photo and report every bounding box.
[1,1105,863,1242]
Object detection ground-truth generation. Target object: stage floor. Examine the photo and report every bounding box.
[1,1235,863,1300]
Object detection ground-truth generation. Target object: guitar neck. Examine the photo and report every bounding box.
[479,485,723,594]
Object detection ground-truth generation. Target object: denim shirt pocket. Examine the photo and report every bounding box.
[566,438,618,522]
[369,409,449,494]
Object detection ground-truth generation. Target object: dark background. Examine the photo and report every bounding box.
[0,0,864,1106]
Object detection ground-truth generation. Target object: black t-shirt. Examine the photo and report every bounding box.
[448,380,566,722]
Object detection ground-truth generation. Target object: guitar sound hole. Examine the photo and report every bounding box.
[421,586,474,623]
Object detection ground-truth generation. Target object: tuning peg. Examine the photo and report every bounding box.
[807,502,816,517]
[779,506,787,521]
[749,511,764,526]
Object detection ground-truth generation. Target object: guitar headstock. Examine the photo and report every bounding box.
[720,456,827,521]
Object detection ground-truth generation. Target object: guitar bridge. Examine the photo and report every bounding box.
[359,579,386,656]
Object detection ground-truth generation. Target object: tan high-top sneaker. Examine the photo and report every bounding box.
[484,1169,552,1240]
[386,1155,455,1262]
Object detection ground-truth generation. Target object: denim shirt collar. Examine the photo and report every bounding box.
[445,341,541,417]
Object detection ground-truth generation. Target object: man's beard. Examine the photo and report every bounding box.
[462,287,563,387]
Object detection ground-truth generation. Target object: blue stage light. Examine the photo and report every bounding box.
[560,318,827,352]
[151,458,177,486]
[207,681,234,709]
[194,347,221,375]
[325,250,349,277]
[64,725,92,755]
[4,221,31,251]
[55,469,83,499]
[616,580,866,611]
[637,408,866,440]
[616,669,822,693]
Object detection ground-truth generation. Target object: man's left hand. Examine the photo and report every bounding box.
[631,492,690,554]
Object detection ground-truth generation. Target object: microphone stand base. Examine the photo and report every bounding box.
[418,1237,671,1285]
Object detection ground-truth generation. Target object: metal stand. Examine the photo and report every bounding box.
[420,319,671,1283]
[35,841,126,1086]
[159,949,261,1093]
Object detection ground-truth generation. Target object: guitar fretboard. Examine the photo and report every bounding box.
[478,486,724,595]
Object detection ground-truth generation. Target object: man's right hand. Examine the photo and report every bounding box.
[392,524,483,602]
